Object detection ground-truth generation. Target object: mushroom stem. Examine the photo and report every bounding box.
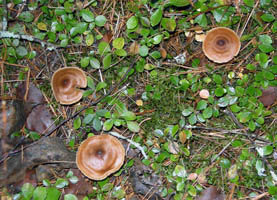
[109,131,148,159]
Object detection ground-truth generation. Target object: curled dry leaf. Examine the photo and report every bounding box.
[160,47,167,59]
[259,86,277,106]
[196,186,225,200]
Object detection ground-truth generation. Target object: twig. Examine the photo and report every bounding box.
[252,192,269,200]
[239,0,259,38]
[109,131,148,159]
[0,31,57,50]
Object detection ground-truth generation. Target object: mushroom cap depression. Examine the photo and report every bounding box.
[51,67,87,105]
[76,134,125,180]
[203,27,241,63]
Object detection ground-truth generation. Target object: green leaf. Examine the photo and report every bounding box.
[73,117,81,130]
[169,0,190,7]
[196,100,207,110]
[150,7,163,27]
[115,49,127,57]
[237,112,251,123]
[188,185,197,197]
[112,188,126,199]
[194,14,207,27]
[19,11,34,22]
[93,117,102,131]
[188,113,197,125]
[95,15,107,27]
[182,108,193,116]
[103,53,112,69]
[64,194,78,200]
[16,46,28,57]
[259,35,272,45]
[55,178,69,189]
[161,18,176,32]
[139,45,149,57]
[87,76,95,90]
[203,107,213,119]
[90,57,100,69]
[243,0,254,7]
[153,34,163,45]
[112,37,125,49]
[215,87,225,97]
[96,82,107,91]
[21,183,34,200]
[213,74,222,84]
[103,119,114,131]
[98,41,111,55]
[120,111,136,121]
[127,16,138,29]
[80,9,94,22]
[257,145,273,156]
[127,121,140,132]
[261,13,275,22]
[174,165,187,178]
[86,34,94,46]
[33,187,47,200]
[258,44,274,53]
[140,16,150,27]
[176,182,185,191]
[46,187,61,200]
[80,57,90,68]
[268,186,277,195]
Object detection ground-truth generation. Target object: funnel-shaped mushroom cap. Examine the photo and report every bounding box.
[51,67,87,105]
[76,134,125,180]
[203,27,240,63]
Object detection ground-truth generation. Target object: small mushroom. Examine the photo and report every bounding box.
[199,89,210,99]
[203,27,240,63]
[51,67,87,105]
[76,134,125,180]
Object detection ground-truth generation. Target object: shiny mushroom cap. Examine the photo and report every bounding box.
[51,67,87,105]
[76,134,125,180]
[203,27,241,63]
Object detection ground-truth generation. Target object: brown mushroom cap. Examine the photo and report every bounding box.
[76,134,125,180]
[203,27,241,63]
[51,67,87,105]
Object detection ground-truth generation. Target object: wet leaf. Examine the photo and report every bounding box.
[80,9,94,22]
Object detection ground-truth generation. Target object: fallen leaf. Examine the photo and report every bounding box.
[179,131,187,144]
[196,186,225,200]
[259,86,277,106]
[16,83,45,104]
[129,41,140,55]
[26,104,56,135]
[160,47,167,59]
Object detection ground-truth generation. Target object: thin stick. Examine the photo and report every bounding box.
[239,0,259,38]
[109,131,148,159]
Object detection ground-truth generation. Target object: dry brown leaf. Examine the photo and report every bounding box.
[160,47,167,59]
[197,186,225,200]
[259,86,277,106]
[26,104,56,135]
[129,41,140,55]
[179,131,187,144]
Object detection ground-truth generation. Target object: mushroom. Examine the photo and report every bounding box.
[203,27,240,63]
[199,89,210,99]
[76,134,125,180]
[51,67,87,105]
